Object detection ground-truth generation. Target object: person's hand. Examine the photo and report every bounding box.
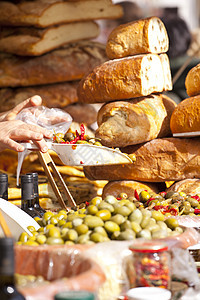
[0,95,53,152]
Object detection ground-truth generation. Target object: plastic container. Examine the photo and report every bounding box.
[126,287,171,300]
[129,241,171,289]
[54,291,95,300]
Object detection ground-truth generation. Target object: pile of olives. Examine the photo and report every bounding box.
[17,193,183,246]
[139,190,200,216]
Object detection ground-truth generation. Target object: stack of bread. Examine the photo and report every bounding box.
[77,16,183,194]
[0,0,122,115]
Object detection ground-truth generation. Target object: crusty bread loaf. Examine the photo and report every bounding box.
[0,41,107,88]
[96,93,176,147]
[0,81,79,112]
[106,17,169,59]
[102,180,160,199]
[84,137,200,182]
[0,0,122,28]
[170,95,200,133]
[0,21,99,56]
[77,53,172,103]
[185,63,200,97]
[165,179,200,196]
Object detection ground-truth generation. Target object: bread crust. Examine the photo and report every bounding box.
[0,21,99,56]
[185,63,200,97]
[0,41,107,88]
[0,81,79,112]
[0,0,122,28]
[77,54,172,103]
[170,95,200,133]
[96,93,176,147]
[165,178,200,196]
[84,138,200,182]
[106,17,169,59]
[102,180,160,198]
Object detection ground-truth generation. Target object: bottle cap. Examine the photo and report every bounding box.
[54,291,95,300]
[21,174,33,183]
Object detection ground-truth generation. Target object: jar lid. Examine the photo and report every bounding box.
[54,291,95,300]
[126,287,171,300]
[129,241,168,253]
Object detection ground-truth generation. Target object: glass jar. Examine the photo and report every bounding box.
[129,241,171,289]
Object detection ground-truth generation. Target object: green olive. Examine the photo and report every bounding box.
[64,132,75,141]
[47,227,61,238]
[117,229,136,241]
[93,226,108,237]
[96,209,111,221]
[72,218,83,227]
[104,195,118,205]
[77,234,90,244]
[46,237,64,245]
[75,224,89,235]
[136,229,151,240]
[27,225,36,233]
[113,206,131,217]
[94,141,102,146]
[120,220,132,231]
[86,205,99,215]
[110,214,126,225]
[90,233,106,243]
[50,216,59,225]
[19,232,29,243]
[84,215,104,228]
[23,240,39,246]
[36,234,47,245]
[140,215,151,229]
[124,201,136,212]
[129,209,143,224]
[152,229,168,239]
[90,196,102,206]
[62,221,73,229]
[118,193,128,200]
[65,229,78,242]
[139,191,151,203]
[42,211,54,225]
[165,217,179,230]
[104,221,120,233]
[131,221,142,234]
[97,201,114,213]
[151,210,165,221]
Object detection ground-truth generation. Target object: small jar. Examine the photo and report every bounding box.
[129,241,171,289]
[54,291,95,300]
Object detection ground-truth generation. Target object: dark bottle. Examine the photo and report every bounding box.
[0,237,26,300]
[54,291,95,300]
[26,172,45,216]
[21,174,42,218]
[0,173,8,200]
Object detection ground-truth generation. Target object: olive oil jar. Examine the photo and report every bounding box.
[128,241,171,290]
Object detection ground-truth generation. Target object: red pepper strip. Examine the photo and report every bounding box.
[117,197,122,200]
[166,208,178,216]
[69,136,80,144]
[194,209,200,214]
[135,189,140,201]
[192,195,200,201]
[85,201,89,206]
[80,123,85,140]
[146,197,155,206]
[153,205,167,211]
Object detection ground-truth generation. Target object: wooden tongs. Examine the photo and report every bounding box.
[37,151,77,210]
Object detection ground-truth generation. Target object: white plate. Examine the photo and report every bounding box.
[22,142,133,166]
[0,198,40,241]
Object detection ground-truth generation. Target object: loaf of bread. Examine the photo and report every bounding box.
[0,81,79,113]
[102,180,160,199]
[0,0,123,28]
[84,138,200,182]
[106,17,169,59]
[96,93,176,147]
[165,179,200,196]
[77,53,172,103]
[0,41,107,88]
[170,95,200,133]
[0,21,99,56]
[185,63,200,97]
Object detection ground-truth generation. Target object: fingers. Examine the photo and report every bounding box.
[6,95,42,121]
[1,138,25,152]
[33,140,49,153]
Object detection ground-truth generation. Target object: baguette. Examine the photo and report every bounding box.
[0,81,79,112]
[102,180,160,199]
[0,0,122,28]
[170,95,200,133]
[0,41,107,88]
[96,93,176,147]
[77,53,172,103]
[0,21,99,56]
[185,63,200,97]
[83,138,200,182]
[165,179,200,196]
[106,17,169,59]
